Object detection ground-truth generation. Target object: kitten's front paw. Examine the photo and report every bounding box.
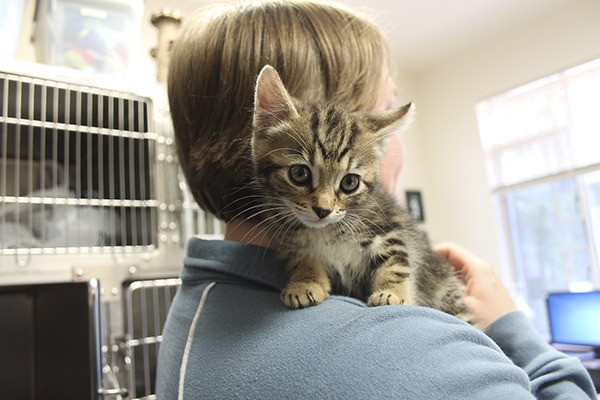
[281,282,329,309]
[368,290,409,307]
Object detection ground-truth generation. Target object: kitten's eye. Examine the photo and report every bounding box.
[340,174,360,194]
[289,165,311,186]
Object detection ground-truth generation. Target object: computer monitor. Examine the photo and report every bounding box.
[546,291,600,356]
[0,280,102,400]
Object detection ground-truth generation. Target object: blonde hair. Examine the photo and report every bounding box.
[169,0,392,220]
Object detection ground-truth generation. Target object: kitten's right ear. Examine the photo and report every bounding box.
[253,65,298,130]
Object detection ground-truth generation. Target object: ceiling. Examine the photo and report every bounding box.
[327,0,578,71]
[148,0,581,72]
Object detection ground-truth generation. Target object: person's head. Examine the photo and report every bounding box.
[169,0,398,221]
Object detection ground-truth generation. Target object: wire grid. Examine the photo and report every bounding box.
[181,184,226,240]
[0,71,158,262]
[122,278,181,400]
[151,88,225,243]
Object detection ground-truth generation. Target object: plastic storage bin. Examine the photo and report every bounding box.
[35,0,143,76]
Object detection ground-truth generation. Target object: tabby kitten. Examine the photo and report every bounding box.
[251,65,472,323]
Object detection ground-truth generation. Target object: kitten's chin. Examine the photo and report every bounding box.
[293,209,344,230]
[300,219,334,229]
[297,215,342,230]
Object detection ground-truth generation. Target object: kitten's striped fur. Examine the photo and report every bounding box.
[251,65,472,323]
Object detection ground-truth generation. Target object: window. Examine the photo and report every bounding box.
[476,59,600,336]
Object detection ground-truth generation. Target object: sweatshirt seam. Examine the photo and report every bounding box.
[178,281,216,400]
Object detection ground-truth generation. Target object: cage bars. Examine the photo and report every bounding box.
[0,72,159,261]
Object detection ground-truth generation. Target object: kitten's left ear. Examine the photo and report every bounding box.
[253,65,299,131]
[362,103,416,140]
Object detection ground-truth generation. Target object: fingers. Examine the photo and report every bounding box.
[433,242,491,281]
[434,242,469,273]
[434,242,518,328]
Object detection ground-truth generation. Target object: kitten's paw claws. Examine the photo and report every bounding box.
[368,291,408,307]
[282,282,328,309]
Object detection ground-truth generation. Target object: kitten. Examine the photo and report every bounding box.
[250,65,473,324]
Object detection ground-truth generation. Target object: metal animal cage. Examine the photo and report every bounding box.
[0,70,157,260]
[120,278,181,399]
[0,61,224,399]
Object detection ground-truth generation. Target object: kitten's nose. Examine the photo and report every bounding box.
[313,206,332,219]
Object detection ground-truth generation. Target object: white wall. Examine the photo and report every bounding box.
[392,69,428,201]
[405,0,600,282]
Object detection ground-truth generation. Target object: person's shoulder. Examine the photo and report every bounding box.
[305,295,500,351]
[284,296,530,398]
[317,294,470,326]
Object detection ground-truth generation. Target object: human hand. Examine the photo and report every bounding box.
[434,242,517,330]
